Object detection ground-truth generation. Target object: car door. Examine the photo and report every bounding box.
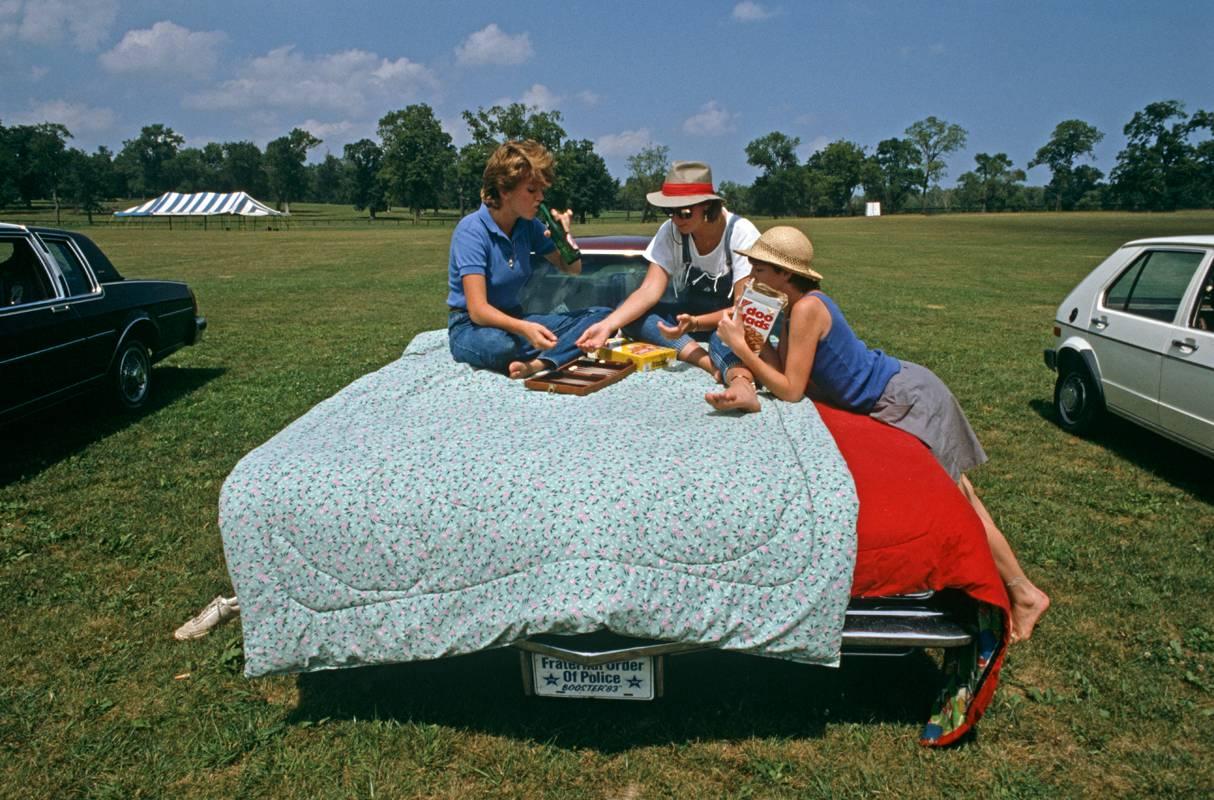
[1095,248,1205,426]
[1158,258,1214,455]
[36,233,112,384]
[0,234,74,418]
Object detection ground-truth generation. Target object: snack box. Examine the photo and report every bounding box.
[594,341,677,372]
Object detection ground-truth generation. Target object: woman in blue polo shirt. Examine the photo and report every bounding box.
[447,139,608,378]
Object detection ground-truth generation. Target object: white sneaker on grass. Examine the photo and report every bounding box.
[174,595,240,641]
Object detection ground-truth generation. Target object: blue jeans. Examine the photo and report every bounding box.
[448,306,610,372]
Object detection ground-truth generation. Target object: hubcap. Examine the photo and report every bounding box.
[1060,375,1085,420]
[120,348,148,403]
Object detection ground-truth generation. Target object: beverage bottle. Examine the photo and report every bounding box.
[537,202,581,264]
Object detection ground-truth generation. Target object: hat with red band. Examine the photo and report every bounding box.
[646,161,722,207]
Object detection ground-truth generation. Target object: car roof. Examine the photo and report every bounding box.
[575,234,649,253]
[1123,234,1214,248]
[0,222,28,233]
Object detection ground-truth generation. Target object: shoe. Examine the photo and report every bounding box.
[174,595,240,641]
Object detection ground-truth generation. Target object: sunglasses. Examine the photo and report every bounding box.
[663,206,697,220]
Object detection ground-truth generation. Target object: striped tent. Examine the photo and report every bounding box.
[114,191,285,217]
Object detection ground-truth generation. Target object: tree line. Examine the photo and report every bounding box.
[1,98,1210,223]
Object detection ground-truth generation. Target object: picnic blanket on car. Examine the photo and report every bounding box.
[220,329,859,678]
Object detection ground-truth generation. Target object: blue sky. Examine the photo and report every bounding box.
[2,1,1211,187]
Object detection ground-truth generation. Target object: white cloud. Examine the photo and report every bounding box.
[596,128,653,157]
[682,101,735,136]
[100,21,226,75]
[732,2,776,22]
[455,23,533,66]
[521,83,561,111]
[576,90,601,107]
[0,0,117,49]
[185,46,439,116]
[11,99,116,133]
[298,118,359,141]
[30,65,48,80]
[799,135,830,158]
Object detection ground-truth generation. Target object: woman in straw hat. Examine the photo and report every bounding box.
[710,226,1050,643]
[447,140,609,378]
[575,161,762,380]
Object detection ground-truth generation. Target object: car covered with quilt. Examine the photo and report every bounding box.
[0,223,206,424]
[219,236,1010,747]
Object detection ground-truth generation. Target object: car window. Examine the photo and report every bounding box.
[41,238,95,296]
[1190,265,1214,332]
[0,237,56,307]
[1104,249,1204,322]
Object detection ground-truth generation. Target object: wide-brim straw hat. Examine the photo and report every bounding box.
[734,226,822,281]
[646,161,722,207]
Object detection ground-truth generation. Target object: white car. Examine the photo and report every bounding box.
[1045,235,1214,458]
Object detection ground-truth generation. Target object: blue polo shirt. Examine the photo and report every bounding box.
[446,203,555,312]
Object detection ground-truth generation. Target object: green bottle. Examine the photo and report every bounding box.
[537,202,581,264]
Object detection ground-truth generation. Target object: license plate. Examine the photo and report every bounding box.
[531,654,654,700]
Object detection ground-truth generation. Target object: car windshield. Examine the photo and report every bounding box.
[520,252,647,315]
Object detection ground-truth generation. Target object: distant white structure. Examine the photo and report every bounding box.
[115,191,285,218]
[865,202,882,217]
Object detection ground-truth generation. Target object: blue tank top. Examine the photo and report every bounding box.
[806,291,901,412]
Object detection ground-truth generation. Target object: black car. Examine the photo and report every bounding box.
[0,223,206,424]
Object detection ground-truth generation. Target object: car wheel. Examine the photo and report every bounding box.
[111,339,152,411]
[1054,362,1102,435]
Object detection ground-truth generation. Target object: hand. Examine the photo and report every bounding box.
[657,313,695,339]
[523,321,558,351]
[576,319,614,352]
[717,308,747,352]
[545,207,577,248]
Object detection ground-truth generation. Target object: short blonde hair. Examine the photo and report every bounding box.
[481,140,555,208]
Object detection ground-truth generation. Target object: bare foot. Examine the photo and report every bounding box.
[1006,578,1051,643]
[508,359,546,379]
[705,378,760,413]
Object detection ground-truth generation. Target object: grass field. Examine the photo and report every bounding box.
[2,211,1212,798]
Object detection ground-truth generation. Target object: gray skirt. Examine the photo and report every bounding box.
[868,361,988,482]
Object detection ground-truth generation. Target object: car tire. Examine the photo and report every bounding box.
[1054,361,1102,435]
[110,338,152,411]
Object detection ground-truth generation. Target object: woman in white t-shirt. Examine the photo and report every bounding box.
[576,161,761,382]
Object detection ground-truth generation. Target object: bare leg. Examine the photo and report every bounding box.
[678,342,716,379]
[705,368,761,413]
[508,358,546,379]
[958,474,1050,643]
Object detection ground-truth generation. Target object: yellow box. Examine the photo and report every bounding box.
[596,341,677,372]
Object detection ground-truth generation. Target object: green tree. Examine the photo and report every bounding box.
[806,140,868,215]
[862,137,922,214]
[343,139,387,219]
[117,124,185,197]
[6,123,73,216]
[264,128,321,213]
[745,132,805,216]
[220,141,265,195]
[454,141,496,215]
[622,144,669,222]
[462,103,567,151]
[550,139,616,223]
[1110,100,1206,211]
[1029,120,1104,211]
[904,116,968,212]
[956,152,1026,212]
[63,146,114,224]
[378,104,455,220]
[309,153,347,204]
[717,180,750,214]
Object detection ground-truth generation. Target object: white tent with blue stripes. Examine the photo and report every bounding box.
[114,191,286,217]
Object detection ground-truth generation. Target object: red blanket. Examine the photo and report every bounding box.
[815,401,1010,746]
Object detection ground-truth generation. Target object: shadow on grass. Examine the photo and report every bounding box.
[290,648,941,751]
[1029,399,1214,503]
[0,366,224,485]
